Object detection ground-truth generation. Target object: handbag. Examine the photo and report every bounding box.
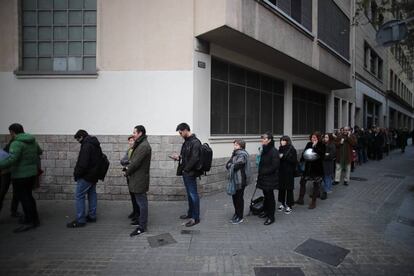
[294,161,305,178]
[249,187,264,215]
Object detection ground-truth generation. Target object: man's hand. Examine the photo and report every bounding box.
[169,153,180,161]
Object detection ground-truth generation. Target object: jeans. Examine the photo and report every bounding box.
[133,193,148,229]
[182,174,200,221]
[130,192,140,219]
[323,175,333,192]
[232,186,245,219]
[75,178,97,224]
[13,176,39,225]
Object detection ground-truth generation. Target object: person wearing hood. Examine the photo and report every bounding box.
[225,139,251,224]
[0,123,42,233]
[125,125,152,237]
[256,132,280,225]
[277,135,297,214]
[67,129,103,228]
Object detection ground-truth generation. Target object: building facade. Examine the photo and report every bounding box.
[0,0,364,201]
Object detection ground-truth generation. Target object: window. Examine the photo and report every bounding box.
[211,58,284,135]
[292,85,326,135]
[370,51,377,75]
[318,0,350,60]
[20,0,97,73]
[263,0,312,31]
[377,57,383,79]
[364,42,369,68]
[334,97,339,129]
[364,41,383,80]
[390,70,393,90]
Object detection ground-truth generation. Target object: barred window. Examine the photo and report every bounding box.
[20,0,96,73]
[211,58,284,135]
[318,0,350,60]
[292,85,326,135]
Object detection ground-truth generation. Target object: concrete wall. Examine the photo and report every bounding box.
[0,134,256,201]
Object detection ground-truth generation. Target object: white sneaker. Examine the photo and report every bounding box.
[278,205,285,211]
[284,207,292,214]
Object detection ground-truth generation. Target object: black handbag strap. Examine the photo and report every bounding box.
[250,186,259,202]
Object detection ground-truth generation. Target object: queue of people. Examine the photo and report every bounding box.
[0,122,411,234]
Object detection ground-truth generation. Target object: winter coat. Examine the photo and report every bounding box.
[334,134,356,165]
[256,143,280,191]
[301,141,325,179]
[127,135,152,194]
[323,143,336,176]
[179,134,202,177]
[374,132,384,148]
[74,135,102,183]
[226,149,251,190]
[0,133,42,179]
[278,144,297,190]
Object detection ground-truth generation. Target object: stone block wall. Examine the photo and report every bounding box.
[0,134,257,201]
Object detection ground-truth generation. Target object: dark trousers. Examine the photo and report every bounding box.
[232,186,245,219]
[13,176,39,225]
[0,173,19,214]
[262,189,275,219]
[278,189,294,208]
[133,193,148,230]
[298,177,321,199]
[129,192,140,219]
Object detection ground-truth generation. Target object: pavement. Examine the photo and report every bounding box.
[1,144,414,276]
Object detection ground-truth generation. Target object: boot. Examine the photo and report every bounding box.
[308,198,316,209]
[295,178,306,205]
[320,192,327,200]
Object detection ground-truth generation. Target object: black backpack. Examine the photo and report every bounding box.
[97,153,110,181]
[199,143,213,174]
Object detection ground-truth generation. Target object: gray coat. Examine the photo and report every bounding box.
[126,136,152,194]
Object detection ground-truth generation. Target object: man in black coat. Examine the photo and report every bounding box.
[171,123,202,227]
[67,130,102,228]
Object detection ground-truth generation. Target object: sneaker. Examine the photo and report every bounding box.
[185,219,200,227]
[86,216,96,223]
[277,205,285,212]
[179,214,191,220]
[333,181,339,186]
[284,207,292,214]
[343,182,348,186]
[231,217,244,224]
[130,219,140,226]
[130,226,145,237]
[66,220,86,228]
[229,214,237,223]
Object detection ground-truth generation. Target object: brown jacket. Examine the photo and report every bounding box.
[334,134,356,165]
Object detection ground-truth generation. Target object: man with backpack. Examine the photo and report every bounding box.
[171,123,204,227]
[67,130,103,228]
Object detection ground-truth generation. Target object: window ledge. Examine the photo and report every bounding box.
[362,67,383,84]
[14,70,99,79]
[317,39,351,65]
[259,0,315,41]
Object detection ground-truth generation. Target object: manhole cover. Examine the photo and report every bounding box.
[384,174,405,179]
[294,238,350,266]
[254,267,305,276]
[397,216,414,227]
[349,177,368,181]
[147,233,177,248]
[181,230,200,235]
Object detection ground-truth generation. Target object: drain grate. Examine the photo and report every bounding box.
[349,177,368,181]
[384,174,405,179]
[397,216,414,227]
[181,229,200,235]
[147,233,177,248]
[254,267,305,276]
[294,238,350,267]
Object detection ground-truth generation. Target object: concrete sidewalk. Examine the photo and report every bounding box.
[1,145,414,275]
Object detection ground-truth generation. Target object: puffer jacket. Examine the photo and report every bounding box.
[0,133,42,179]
